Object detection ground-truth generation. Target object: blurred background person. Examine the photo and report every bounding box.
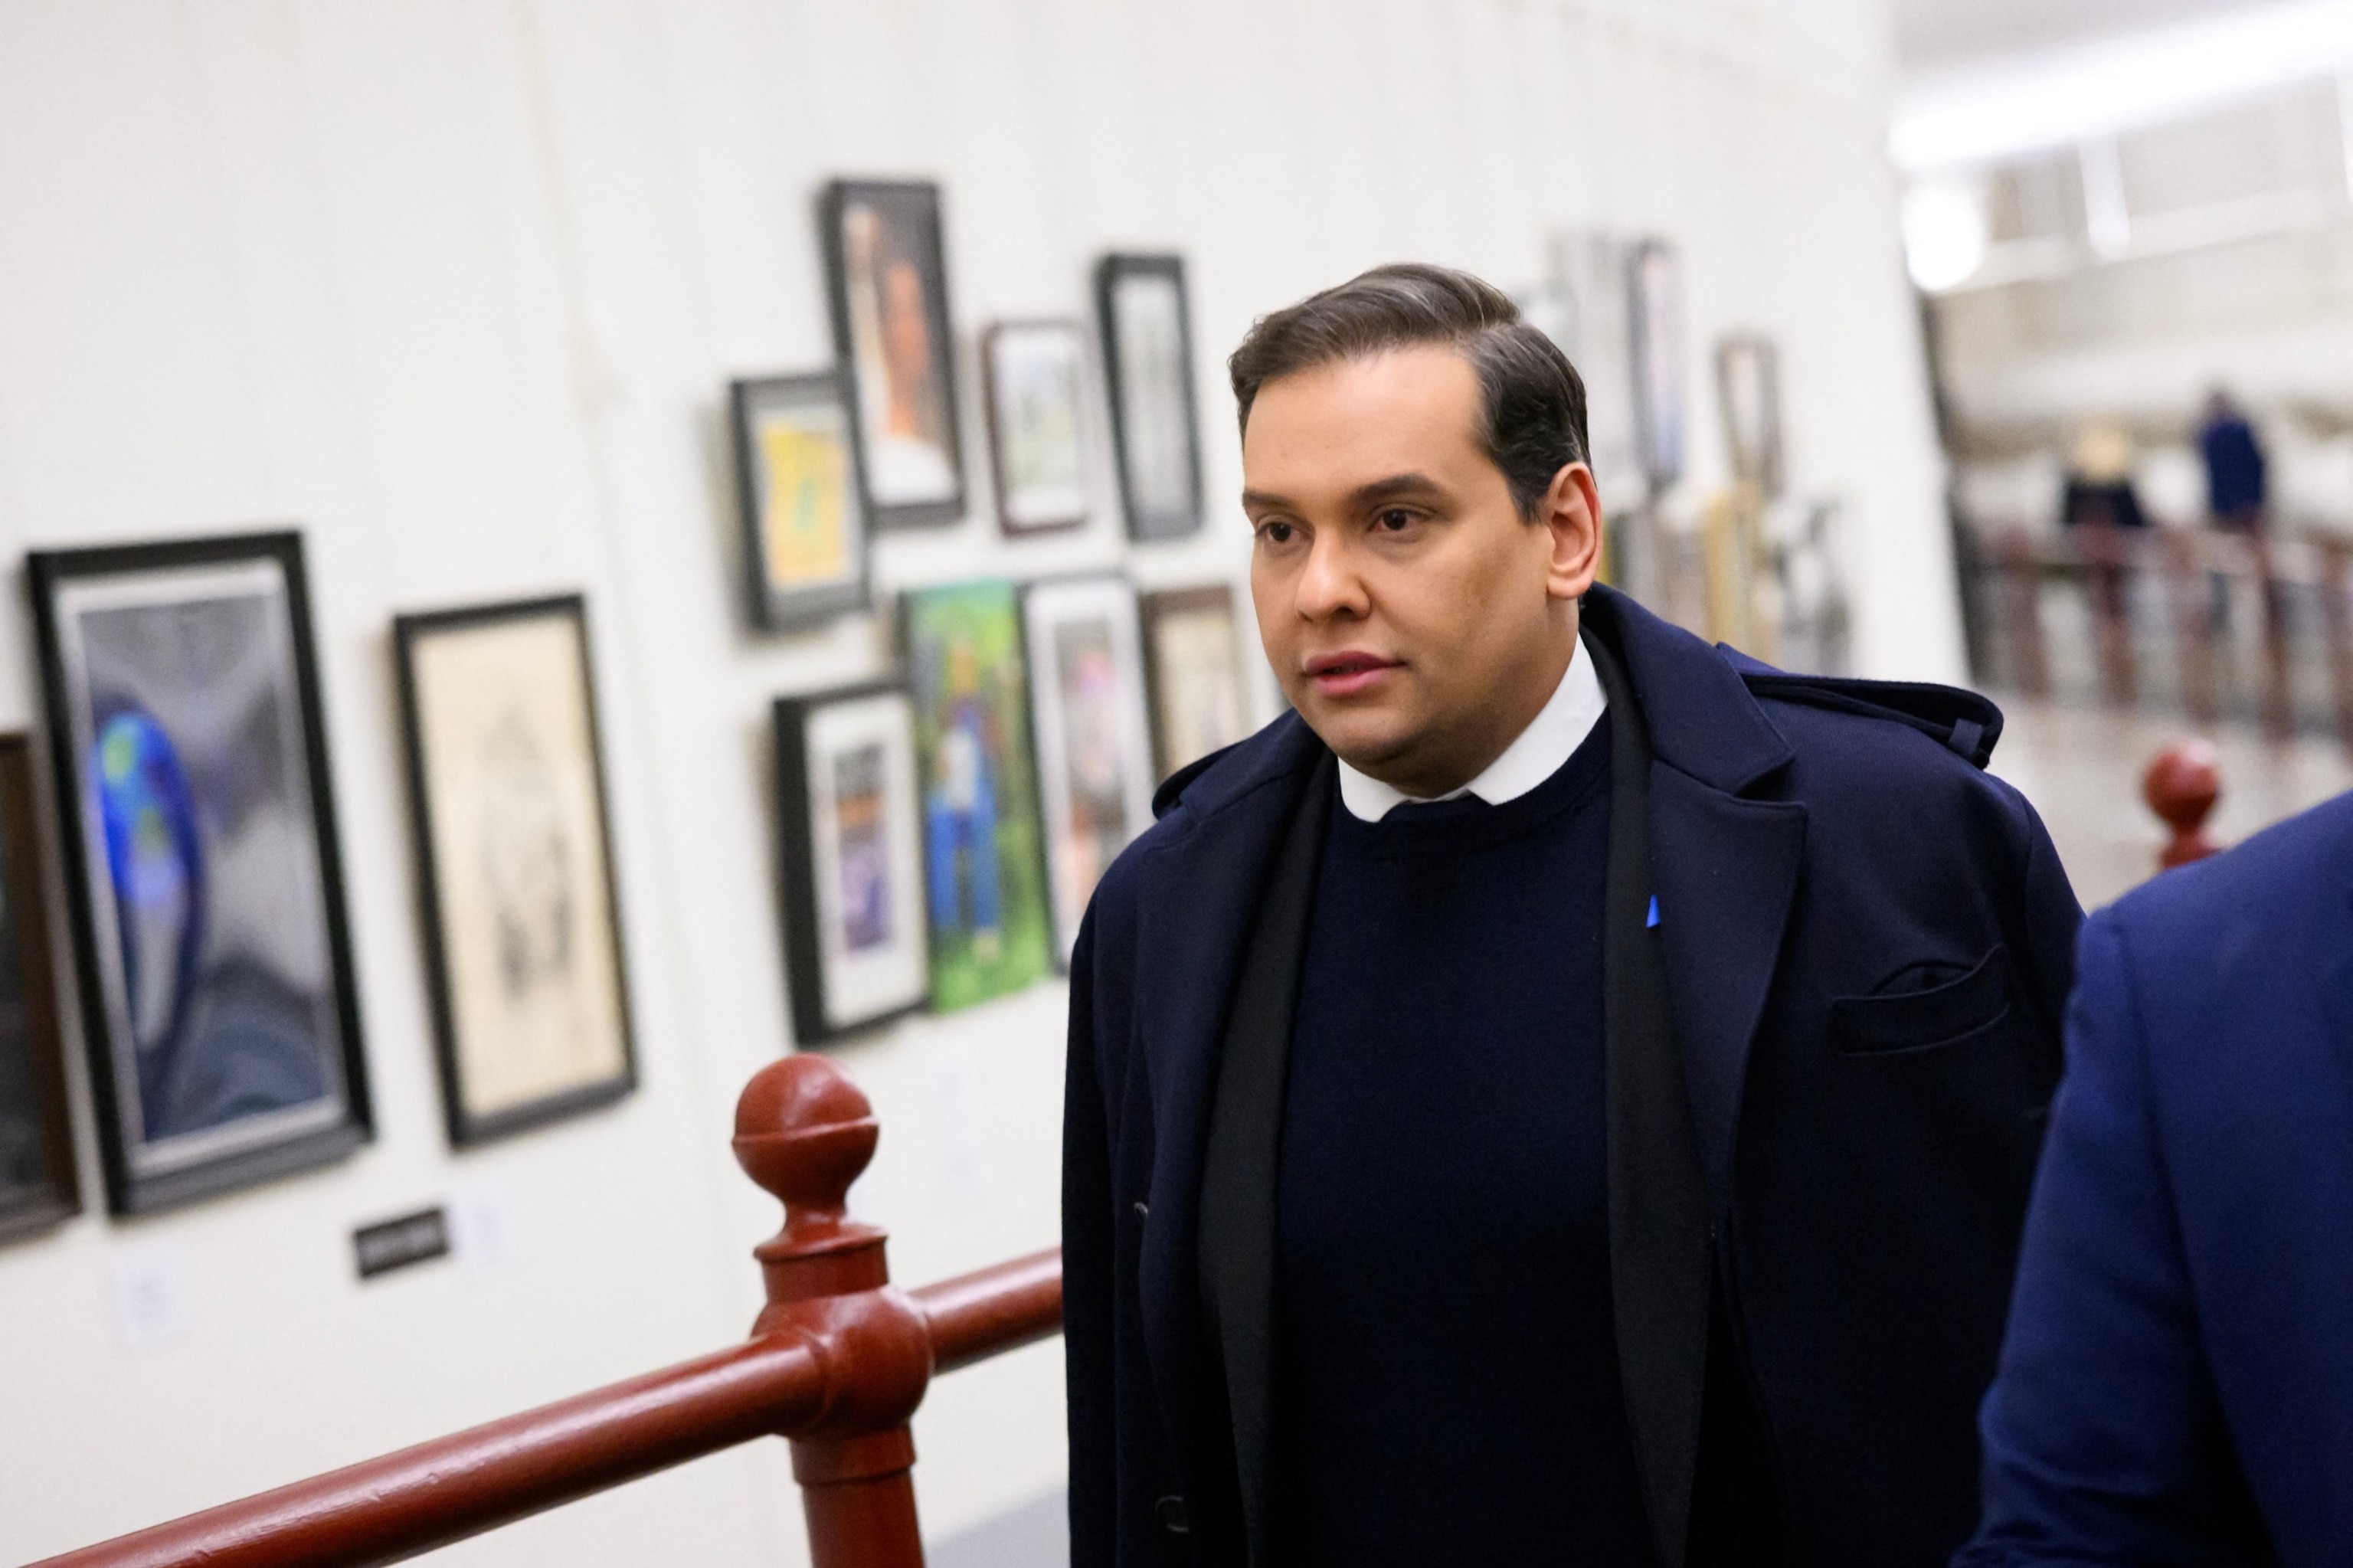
[2199,388,2268,534]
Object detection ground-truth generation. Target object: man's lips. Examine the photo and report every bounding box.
[1303,652,1402,698]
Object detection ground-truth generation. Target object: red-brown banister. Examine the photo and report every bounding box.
[30,1055,1064,1568]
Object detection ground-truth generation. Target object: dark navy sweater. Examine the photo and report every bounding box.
[1270,716,1651,1564]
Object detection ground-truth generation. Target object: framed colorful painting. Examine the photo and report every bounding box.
[729,370,870,630]
[0,733,79,1244]
[772,683,929,1043]
[820,179,967,530]
[1095,254,1204,542]
[899,581,1050,1010]
[394,594,636,1147]
[1021,576,1156,965]
[29,531,371,1214]
[1139,583,1255,781]
[983,320,1090,535]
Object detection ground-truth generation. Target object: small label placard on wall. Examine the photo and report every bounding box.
[353,1206,452,1281]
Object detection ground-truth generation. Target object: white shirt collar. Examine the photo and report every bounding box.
[1336,635,1609,823]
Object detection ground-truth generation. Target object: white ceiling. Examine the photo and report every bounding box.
[1893,0,2276,75]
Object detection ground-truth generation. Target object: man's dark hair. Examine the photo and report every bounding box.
[1228,263,1590,519]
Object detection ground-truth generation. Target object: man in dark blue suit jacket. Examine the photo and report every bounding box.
[1962,794,2353,1566]
[1064,265,2083,1567]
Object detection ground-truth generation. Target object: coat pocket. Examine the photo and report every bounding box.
[1830,945,2013,1056]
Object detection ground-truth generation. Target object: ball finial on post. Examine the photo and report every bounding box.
[734,1054,880,1244]
[731,1053,931,1568]
[2144,740,2223,871]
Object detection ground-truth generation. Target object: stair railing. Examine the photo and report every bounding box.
[31,1054,1062,1568]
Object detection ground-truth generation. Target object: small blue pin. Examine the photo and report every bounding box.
[1646,895,1661,929]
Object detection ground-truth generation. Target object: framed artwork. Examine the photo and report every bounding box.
[0,735,79,1244]
[28,531,370,1214]
[1139,584,1255,781]
[1022,577,1156,966]
[820,179,966,529]
[1095,254,1204,542]
[983,320,1091,535]
[772,683,929,1043]
[1532,231,1644,514]
[1715,333,1785,499]
[900,581,1052,1010]
[393,595,635,1147]
[729,371,870,630]
[1628,237,1688,495]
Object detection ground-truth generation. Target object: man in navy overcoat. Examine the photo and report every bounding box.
[1962,794,2353,1566]
[1062,264,2083,1567]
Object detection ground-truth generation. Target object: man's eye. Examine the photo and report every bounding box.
[1376,509,1415,532]
[1259,521,1297,545]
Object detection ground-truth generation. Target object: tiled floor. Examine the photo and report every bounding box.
[1986,699,2353,912]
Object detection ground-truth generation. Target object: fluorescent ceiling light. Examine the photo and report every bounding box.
[1892,0,2353,172]
[1903,178,1991,290]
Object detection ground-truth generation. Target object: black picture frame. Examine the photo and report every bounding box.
[1019,574,1157,969]
[982,319,1091,536]
[818,178,967,531]
[728,369,872,631]
[28,530,371,1214]
[772,681,931,1044]
[1095,253,1206,542]
[0,733,80,1244]
[1138,583,1255,782]
[392,594,637,1146]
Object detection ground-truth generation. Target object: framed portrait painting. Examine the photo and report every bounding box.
[899,581,1051,1011]
[0,734,79,1244]
[729,370,870,630]
[1139,584,1255,781]
[983,320,1090,535]
[394,595,635,1147]
[28,531,370,1214]
[1095,254,1204,542]
[772,683,929,1043]
[1021,577,1156,966]
[1715,333,1785,500]
[820,179,966,530]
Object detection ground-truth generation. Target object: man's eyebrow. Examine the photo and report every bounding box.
[1242,474,1452,513]
[1347,473,1449,506]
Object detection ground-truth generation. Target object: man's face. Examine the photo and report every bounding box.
[1242,346,1599,795]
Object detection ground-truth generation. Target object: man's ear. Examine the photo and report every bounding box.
[1541,462,1604,602]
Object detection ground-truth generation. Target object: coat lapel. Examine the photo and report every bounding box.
[1128,716,1322,1545]
[1584,588,1805,1568]
[1198,755,1331,1565]
[1589,636,1713,1568]
[1649,772,1808,1200]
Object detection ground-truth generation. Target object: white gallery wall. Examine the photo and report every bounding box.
[0,0,1946,1561]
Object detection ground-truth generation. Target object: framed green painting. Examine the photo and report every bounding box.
[899,581,1051,1010]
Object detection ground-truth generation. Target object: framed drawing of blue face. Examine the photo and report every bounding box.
[28,531,371,1214]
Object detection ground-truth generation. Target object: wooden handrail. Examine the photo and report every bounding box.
[31,1057,1065,1568]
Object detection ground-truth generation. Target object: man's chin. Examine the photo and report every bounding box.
[1300,705,1425,777]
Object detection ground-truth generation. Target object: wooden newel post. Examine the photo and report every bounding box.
[735,1056,934,1568]
[2144,740,2223,872]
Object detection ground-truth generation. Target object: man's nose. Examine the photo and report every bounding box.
[1294,534,1368,620]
